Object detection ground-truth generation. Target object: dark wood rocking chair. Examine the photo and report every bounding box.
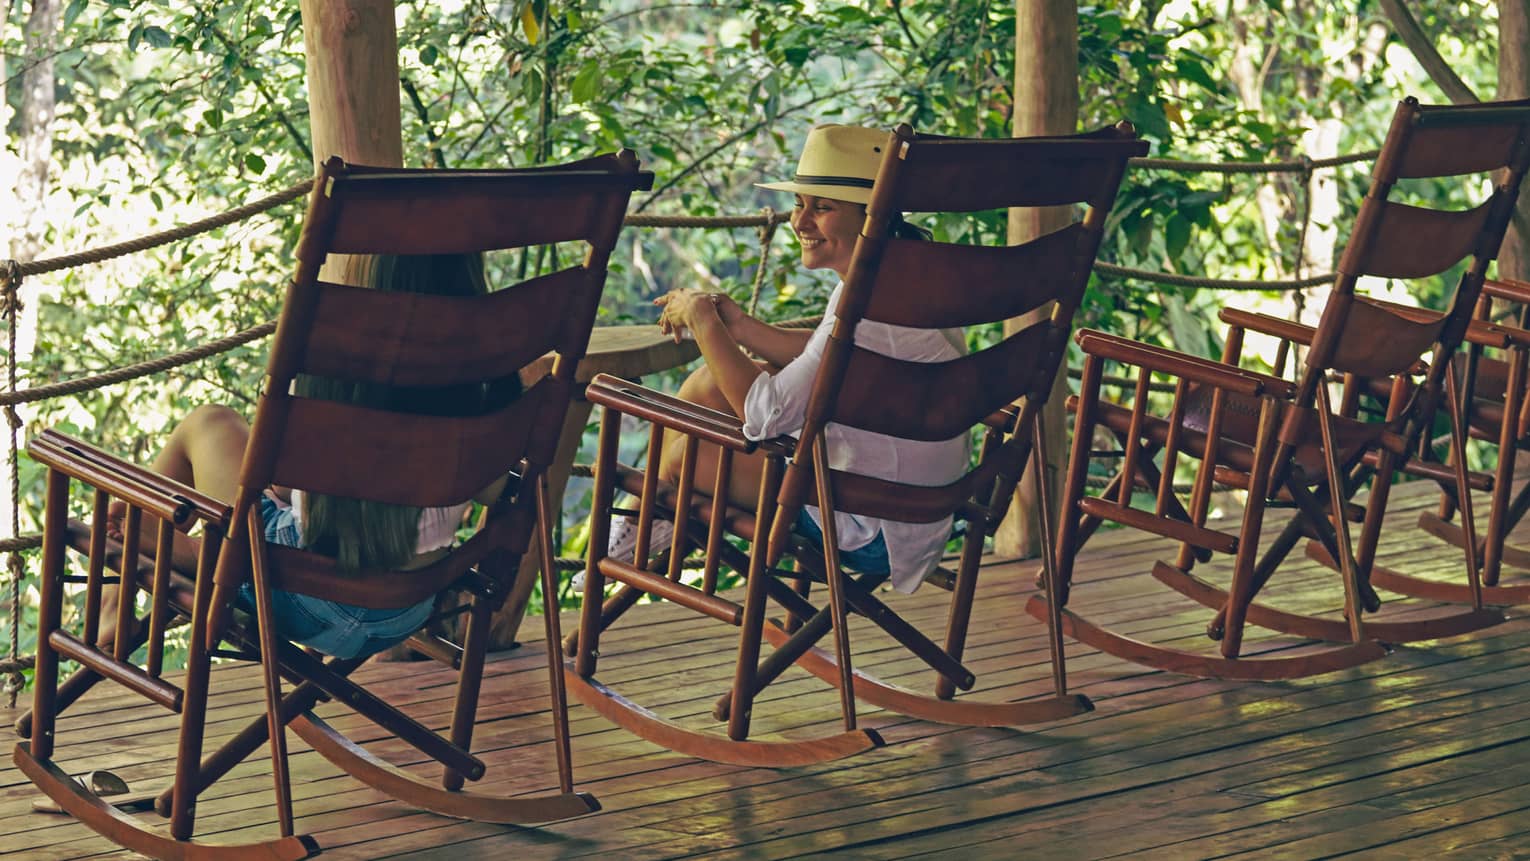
[1034,97,1530,680]
[15,153,652,858]
[564,122,1146,765]
[1396,274,1530,604]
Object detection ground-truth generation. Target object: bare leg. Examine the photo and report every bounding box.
[146,404,251,500]
[659,363,772,510]
[100,405,251,645]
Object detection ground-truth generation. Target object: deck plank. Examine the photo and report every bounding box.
[5,479,1530,858]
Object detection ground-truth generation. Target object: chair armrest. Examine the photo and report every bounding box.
[982,402,1021,432]
[1485,276,1530,305]
[1219,307,1318,349]
[585,373,772,454]
[1464,317,1530,349]
[28,429,229,529]
[1074,330,1297,399]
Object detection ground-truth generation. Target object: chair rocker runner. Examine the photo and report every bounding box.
[1400,275,1530,604]
[565,122,1146,764]
[17,153,652,858]
[1033,97,1530,680]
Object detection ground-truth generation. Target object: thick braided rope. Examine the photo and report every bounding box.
[3,262,20,705]
[748,207,779,317]
[1095,262,1336,291]
[1130,150,1378,174]
[0,320,277,407]
[0,534,41,553]
[626,211,792,229]
[10,179,315,279]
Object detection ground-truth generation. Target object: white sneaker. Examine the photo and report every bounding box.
[572,512,675,591]
[608,512,675,561]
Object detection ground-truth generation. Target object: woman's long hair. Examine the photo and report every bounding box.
[299,254,522,571]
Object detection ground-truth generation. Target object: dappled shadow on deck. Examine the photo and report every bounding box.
[5,479,1530,859]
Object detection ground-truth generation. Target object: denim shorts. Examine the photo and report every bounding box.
[794,509,891,576]
[235,497,433,660]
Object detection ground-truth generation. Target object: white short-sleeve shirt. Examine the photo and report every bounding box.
[742,281,969,591]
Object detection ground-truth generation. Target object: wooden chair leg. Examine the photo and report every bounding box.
[810,438,857,733]
[1481,348,1526,585]
[1030,420,1070,700]
[1315,385,1366,644]
[444,593,491,793]
[727,455,782,741]
[167,534,222,838]
[246,509,297,838]
[935,529,986,702]
[1445,366,1485,606]
[1054,354,1105,607]
[1219,397,1280,658]
[575,407,619,678]
[535,473,577,795]
[28,469,70,763]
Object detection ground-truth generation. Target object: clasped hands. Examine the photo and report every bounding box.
[655,288,737,344]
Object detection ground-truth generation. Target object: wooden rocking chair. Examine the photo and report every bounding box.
[15,153,651,858]
[564,122,1146,765]
[1397,274,1530,604]
[1034,97,1530,680]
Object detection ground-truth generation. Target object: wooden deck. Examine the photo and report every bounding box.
[6,479,1530,859]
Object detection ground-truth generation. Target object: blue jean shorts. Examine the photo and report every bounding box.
[236,497,433,660]
[794,509,891,576]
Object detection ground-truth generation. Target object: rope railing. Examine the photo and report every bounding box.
[1094,263,1335,291]
[0,143,1381,706]
[0,322,278,408]
[1131,149,1379,174]
[9,180,317,280]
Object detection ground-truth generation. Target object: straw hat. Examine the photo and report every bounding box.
[756,124,889,205]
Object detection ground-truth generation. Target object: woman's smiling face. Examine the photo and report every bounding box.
[791,194,863,279]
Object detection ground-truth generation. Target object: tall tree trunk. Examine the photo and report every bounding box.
[996,0,1078,558]
[299,0,402,285]
[3,0,58,698]
[1225,0,1291,281]
[9,0,60,481]
[13,0,59,263]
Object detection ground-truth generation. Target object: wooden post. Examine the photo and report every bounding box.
[300,0,403,284]
[1499,0,1530,282]
[996,0,1080,557]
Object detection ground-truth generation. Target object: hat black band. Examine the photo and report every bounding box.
[794,173,875,189]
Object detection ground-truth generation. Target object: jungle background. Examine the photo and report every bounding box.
[0,0,1513,660]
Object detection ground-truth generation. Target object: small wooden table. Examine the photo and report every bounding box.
[486,325,699,648]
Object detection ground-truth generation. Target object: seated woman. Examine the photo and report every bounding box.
[643,124,968,592]
[104,254,516,659]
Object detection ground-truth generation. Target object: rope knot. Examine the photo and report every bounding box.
[4,406,20,431]
[2,669,24,697]
[7,552,23,579]
[1,261,22,319]
[748,207,781,317]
